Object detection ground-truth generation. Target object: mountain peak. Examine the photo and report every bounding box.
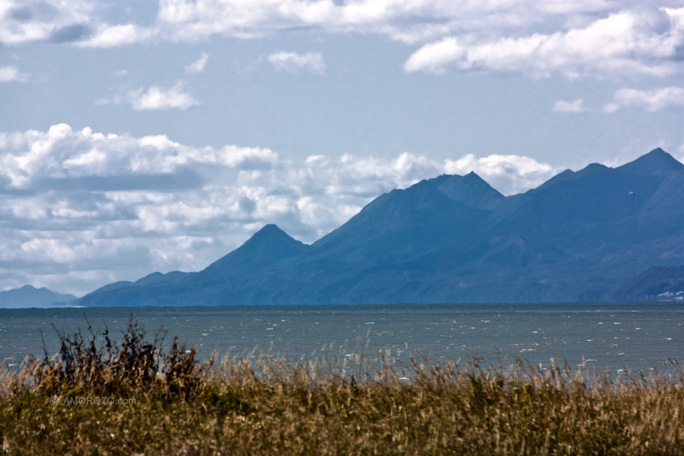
[253,223,287,237]
[435,172,503,209]
[238,224,307,256]
[202,224,309,275]
[619,148,683,174]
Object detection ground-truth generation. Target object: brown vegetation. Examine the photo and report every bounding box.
[0,319,682,455]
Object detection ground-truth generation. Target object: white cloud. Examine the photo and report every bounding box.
[553,99,586,113]
[112,69,129,78]
[0,123,562,295]
[153,0,652,43]
[127,81,199,110]
[3,0,681,85]
[186,52,209,74]
[404,8,684,78]
[0,0,94,45]
[0,65,28,82]
[76,23,151,48]
[268,51,326,74]
[444,154,556,195]
[603,86,684,113]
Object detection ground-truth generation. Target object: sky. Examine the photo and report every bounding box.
[0,0,683,296]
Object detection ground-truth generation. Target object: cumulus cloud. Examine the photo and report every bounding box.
[268,51,326,74]
[404,8,684,78]
[185,52,209,74]
[603,86,684,113]
[0,66,28,82]
[0,0,93,45]
[75,23,155,48]
[553,99,586,113]
[127,81,199,110]
[154,0,664,44]
[0,123,561,294]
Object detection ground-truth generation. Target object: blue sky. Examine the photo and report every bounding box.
[1,0,683,295]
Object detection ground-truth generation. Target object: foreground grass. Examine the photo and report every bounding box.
[0,320,682,455]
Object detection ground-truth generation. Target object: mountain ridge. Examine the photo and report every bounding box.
[75,148,684,306]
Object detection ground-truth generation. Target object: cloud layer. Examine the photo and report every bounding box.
[0,0,93,45]
[3,1,682,81]
[0,124,557,295]
[404,8,684,78]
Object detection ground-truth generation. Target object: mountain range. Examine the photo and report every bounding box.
[62,147,683,307]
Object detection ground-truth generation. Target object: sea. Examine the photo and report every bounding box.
[0,303,682,374]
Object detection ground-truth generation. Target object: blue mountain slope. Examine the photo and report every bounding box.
[312,178,489,266]
[76,148,684,306]
[493,149,683,251]
[81,270,190,300]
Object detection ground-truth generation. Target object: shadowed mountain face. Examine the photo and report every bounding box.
[78,148,684,307]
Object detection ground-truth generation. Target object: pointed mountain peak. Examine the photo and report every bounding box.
[240,224,304,250]
[245,224,300,247]
[435,172,503,209]
[254,223,288,237]
[619,148,683,174]
[202,224,309,275]
[462,170,503,189]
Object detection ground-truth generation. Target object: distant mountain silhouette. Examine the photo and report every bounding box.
[613,266,684,302]
[77,148,684,306]
[0,285,76,308]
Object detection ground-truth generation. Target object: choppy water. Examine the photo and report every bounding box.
[0,303,682,373]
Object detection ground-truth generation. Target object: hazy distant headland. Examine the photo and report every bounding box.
[4,148,683,308]
[0,285,76,309]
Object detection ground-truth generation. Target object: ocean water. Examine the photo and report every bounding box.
[0,303,682,373]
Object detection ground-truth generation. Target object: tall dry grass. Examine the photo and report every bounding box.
[0,318,682,455]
